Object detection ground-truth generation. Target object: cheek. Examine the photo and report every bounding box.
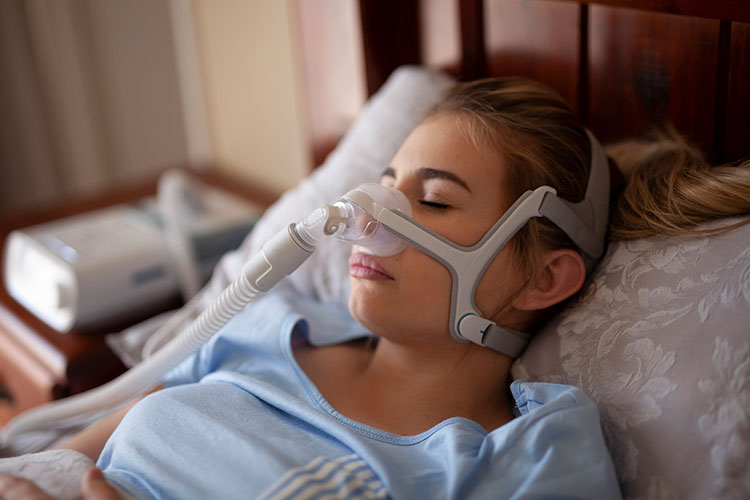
[474,248,522,316]
[348,249,453,335]
[401,250,453,305]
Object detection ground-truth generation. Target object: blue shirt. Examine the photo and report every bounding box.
[98,292,620,499]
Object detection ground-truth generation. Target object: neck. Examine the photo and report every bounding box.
[354,336,515,433]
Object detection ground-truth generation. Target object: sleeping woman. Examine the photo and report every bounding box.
[2,77,749,500]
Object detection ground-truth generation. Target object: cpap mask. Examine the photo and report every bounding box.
[1,130,608,449]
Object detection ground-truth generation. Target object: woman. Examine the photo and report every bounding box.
[2,77,748,500]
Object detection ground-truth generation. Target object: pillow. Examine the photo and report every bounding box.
[0,449,95,500]
[512,220,750,500]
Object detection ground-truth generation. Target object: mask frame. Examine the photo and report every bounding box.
[341,130,610,357]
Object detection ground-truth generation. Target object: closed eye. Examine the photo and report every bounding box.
[419,200,451,210]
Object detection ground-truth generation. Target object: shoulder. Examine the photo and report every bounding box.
[510,379,597,416]
[282,292,371,346]
[240,289,369,341]
[214,290,367,348]
[506,380,606,447]
[477,380,622,499]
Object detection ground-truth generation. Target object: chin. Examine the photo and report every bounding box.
[348,287,386,334]
[348,286,452,344]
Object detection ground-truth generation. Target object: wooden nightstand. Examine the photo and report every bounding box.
[0,169,275,426]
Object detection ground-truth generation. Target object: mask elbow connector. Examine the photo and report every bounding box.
[292,204,350,250]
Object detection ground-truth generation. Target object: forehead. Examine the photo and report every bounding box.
[393,114,506,191]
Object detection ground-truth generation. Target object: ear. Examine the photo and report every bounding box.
[512,249,586,311]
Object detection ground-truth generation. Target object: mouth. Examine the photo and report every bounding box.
[349,252,394,280]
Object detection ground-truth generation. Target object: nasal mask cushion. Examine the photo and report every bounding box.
[334,183,412,256]
[338,130,610,358]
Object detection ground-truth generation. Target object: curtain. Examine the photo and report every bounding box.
[0,0,191,216]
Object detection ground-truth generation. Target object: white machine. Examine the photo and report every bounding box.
[3,171,262,333]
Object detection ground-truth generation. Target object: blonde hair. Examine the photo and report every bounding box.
[607,127,750,240]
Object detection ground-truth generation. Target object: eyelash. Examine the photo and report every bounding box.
[419,200,451,210]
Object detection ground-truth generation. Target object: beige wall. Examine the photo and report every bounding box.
[191,0,311,194]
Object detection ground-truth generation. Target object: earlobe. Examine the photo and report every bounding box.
[512,249,586,311]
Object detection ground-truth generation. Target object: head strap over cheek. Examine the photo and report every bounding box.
[455,130,610,356]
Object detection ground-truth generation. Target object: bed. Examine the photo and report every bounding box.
[2,1,749,499]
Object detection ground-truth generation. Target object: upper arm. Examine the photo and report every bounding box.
[57,385,162,462]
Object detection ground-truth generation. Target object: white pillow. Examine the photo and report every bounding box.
[513,220,750,500]
[0,449,95,500]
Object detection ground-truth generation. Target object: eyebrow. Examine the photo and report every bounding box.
[381,167,472,193]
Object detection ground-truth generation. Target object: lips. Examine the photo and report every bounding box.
[349,252,394,280]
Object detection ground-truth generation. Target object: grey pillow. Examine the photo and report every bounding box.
[513,220,750,500]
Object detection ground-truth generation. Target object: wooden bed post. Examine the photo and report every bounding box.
[459,0,488,79]
[359,0,422,96]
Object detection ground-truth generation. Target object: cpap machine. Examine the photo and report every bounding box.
[0,131,609,448]
[3,171,262,333]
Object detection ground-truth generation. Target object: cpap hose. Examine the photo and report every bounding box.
[0,183,410,445]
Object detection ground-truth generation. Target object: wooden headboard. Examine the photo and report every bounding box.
[295,0,749,168]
